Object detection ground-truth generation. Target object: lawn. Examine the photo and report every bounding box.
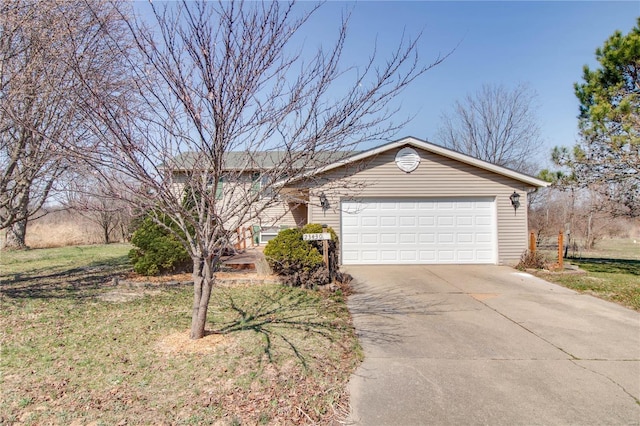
[0,244,362,425]
[535,238,640,311]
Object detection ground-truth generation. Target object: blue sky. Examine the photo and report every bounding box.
[295,1,638,167]
[137,1,638,169]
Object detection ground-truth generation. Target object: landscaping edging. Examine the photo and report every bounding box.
[526,263,588,276]
[110,276,281,289]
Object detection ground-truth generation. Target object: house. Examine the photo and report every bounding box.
[173,136,548,265]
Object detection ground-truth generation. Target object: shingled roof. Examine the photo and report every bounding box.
[166,150,358,171]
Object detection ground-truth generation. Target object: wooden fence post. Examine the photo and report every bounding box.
[235,227,242,251]
[321,224,329,268]
[241,227,247,250]
[558,230,564,269]
[529,232,536,253]
[249,226,255,247]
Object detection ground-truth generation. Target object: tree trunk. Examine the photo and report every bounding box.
[4,219,28,250]
[585,213,595,250]
[190,256,216,339]
[119,222,129,242]
[103,224,111,244]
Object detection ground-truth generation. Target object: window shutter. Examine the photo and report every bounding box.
[251,173,260,195]
[215,177,224,200]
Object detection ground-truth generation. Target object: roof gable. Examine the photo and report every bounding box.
[290,136,549,188]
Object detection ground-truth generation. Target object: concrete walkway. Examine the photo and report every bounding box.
[344,265,640,425]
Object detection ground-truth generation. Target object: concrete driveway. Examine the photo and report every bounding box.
[344,265,640,425]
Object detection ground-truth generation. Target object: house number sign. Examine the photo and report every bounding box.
[303,233,331,241]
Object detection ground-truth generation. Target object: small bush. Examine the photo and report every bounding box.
[128,215,191,276]
[264,228,328,288]
[516,250,549,270]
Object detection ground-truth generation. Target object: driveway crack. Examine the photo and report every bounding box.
[570,360,640,405]
[488,299,576,357]
[428,269,579,359]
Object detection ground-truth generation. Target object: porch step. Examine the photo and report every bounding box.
[221,249,271,275]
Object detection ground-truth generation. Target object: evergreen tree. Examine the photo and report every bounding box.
[554,19,639,217]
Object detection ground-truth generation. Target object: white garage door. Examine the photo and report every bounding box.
[341,198,496,264]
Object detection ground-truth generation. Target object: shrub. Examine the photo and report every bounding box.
[264,228,328,288]
[128,215,191,276]
[516,250,549,271]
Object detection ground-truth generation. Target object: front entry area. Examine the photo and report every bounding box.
[341,198,496,264]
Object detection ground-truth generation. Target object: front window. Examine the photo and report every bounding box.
[251,173,276,199]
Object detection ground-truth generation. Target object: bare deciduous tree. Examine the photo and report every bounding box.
[64,172,133,244]
[437,83,543,174]
[528,183,632,251]
[84,0,446,339]
[0,0,131,249]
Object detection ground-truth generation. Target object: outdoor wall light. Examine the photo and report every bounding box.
[319,193,329,210]
[510,191,521,213]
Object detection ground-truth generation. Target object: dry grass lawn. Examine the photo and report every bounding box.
[535,238,640,311]
[1,244,362,425]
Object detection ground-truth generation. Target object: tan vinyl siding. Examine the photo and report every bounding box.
[169,172,302,235]
[306,147,531,264]
[257,201,305,229]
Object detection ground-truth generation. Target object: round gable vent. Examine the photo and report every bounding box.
[395,147,420,173]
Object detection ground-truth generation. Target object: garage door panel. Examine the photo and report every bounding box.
[457,250,475,262]
[361,216,378,227]
[380,216,397,227]
[418,202,436,210]
[476,250,495,261]
[343,251,359,262]
[438,202,455,210]
[400,251,418,261]
[342,233,359,244]
[477,233,493,243]
[399,217,416,227]
[419,233,435,243]
[342,216,359,227]
[476,216,493,226]
[438,250,455,261]
[457,216,473,226]
[399,202,416,210]
[380,233,397,243]
[342,198,496,265]
[361,251,380,261]
[457,233,473,243]
[381,251,398,261]
[419,216,435,226]
[419,250,436,261]
[361,233,378,244]
[438,233,454,243]
[399,233,416,244]
[438,216,454,226]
